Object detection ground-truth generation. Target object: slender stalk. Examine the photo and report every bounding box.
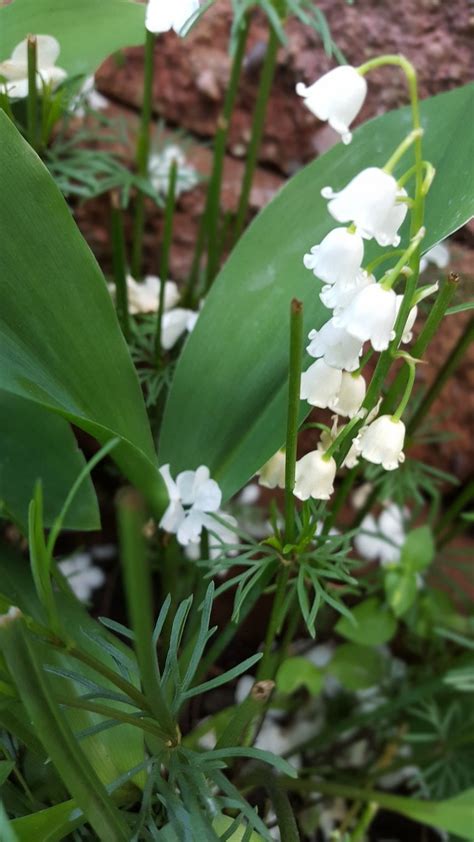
[131,29,155,279]
[110,193,131,340]
[116,488,177,740]
[155,159,177,360]
[232,24,280,242]
[350,803,378,842]
[392,358,416,421]
[27,35,38,151]
[408,317,473,434]
[55,695,169,742]
[284,299,303,544]
[0,610,130,842]
[204,15,250,286]
[256,565,290,681]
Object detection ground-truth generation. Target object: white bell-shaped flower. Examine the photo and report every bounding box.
[307,319,364,372]
[331,372,366,418]
[257,450,286,489]
[294,451,337,501]
[355,503,408,566]
[356,415,406,471]
[58,552,105,603]
[161,307,198,350]
[303,228,364,287]
[159,464,224,546]
[320,270,374,312]
[109,275,179,315]
[300,359,343,409]
[146,0,199,34]
[334,283,397,352]
[296,66,367,145]
[322,168,408,247]
[419,241,449,274]
[0,35,67,99]
[395,296,418,344]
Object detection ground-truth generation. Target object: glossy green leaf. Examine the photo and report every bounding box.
[0,392,99,531]
[276,656,324,695]
[0,544,145,795]
[400,526,435,573]
[335,597,397,646]
[0,113,165,513]
[10,801,82,842]
[0,0,145,78]
[328,643,385,691]
[161,84,474,499]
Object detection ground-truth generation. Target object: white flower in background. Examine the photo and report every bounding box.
[159,464,235,546]
[161,307,198,350]
[420,241,449,274]
[333,372,366,418]
[149,145,199,197]
[322,167,408,247]
[356,415,406,471]
[320,269,373,312]
[0,35,67,99]
[334,283,397,352]
[257,449,286,489]
[58,553,105,603]
[307,320,364,372]
[69,75,108,117]
[146,0,200,35]
[300,359,342,409]
[109,274,179,315]
[183,511,237,561]
[395,295,418,344]
[355,503,408,566]
[238,483,260,505]
[294,451,337,501]
[296,65,367,145]
[303,228,364,286]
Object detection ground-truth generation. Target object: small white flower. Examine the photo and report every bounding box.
[307,320,364,372]
[238,483,260,505]
[160,464,230,546]
[146,0,199,35]
[332,372,366,418]
[303,228,364,287]
[69,75,108,116]
[58,553,105,603]
[161,307,197,350]
[342,438,360,469]
[320,269,373,312]
[420,241,449,274]
[257,449,286,489]
[296,65,367,145]
[108,274,179,315]
[149,145,199,197]
[0,35,67,99]
[322,167,408,247]
[356,415,406,471]
[294,451,337,501]
[395,295,418,344]
[355,503,408,565]
[300,359,342,409]
[334,283,397,352]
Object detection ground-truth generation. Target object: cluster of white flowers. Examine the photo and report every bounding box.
[0,35,66,99]
[355,502,408,566]
[58,552,105,602]
[292,64,433,501]
[108,274,199,349]
[149,144,199,198]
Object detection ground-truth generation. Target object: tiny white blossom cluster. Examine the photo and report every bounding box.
[149,145,199,198]
[292,64,434,500]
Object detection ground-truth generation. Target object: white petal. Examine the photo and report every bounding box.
[330,372,366,418]
[296,66,367,144]
[193,478,222,513]
[177,508,206,545]
[334,284,397,352]
[146,0,175,32]
[161,308,193,350]
[307,319,363,371]
[257,450,286,489]
[160,500,185,534]
[294,450,336,501]
[357,415,406,471]
[300,359,342,408]
[303,228,364,287]
[159,463,180,501]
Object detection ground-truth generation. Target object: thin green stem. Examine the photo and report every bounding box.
[131,29,155,279]
[116,488,177,740]
[325,415,361,460]
[256,565,290,681]
[155,159,177,360]
[383,128,423,175]
[233,24,280,242]
[204,15,250,286]
[284,299,303,545]
[392,358,416,421]
[27,35,38,151]
[407,316,474,434]
[110,194,131,340]
[365,250,404,276]
[349,802,378,842]
[380,226,425,290]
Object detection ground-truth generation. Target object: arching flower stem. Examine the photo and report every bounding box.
[380,226,425,290]
[392,356,416,421]
[383,128,423,175]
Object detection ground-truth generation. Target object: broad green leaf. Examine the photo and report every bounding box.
[0,0,145,78]
[400,526,435,573]
[160,84,474,499]
[276,656,324,695]
[0,113,165,514]
[321,784,474,841]
[0,391,99,531]
[10,801,83,842]
[0,544,145,795]
[328,643,385,691]
[335,597,397,646]
[385,570,418,617]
